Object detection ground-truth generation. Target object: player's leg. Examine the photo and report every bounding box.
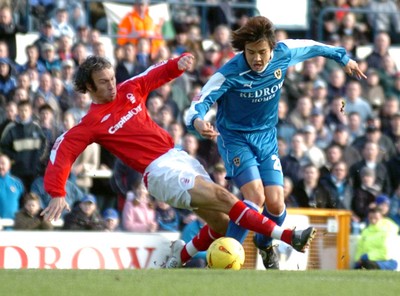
[253,155,286,269]
[189,177,314,249]
[172,209,228,266]
[217,133,264,244]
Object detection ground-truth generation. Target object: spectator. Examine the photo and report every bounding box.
[34,72,61,120]
[378,56,398,96]
[52,76,74,113]
[337,11,370,47]
[301,124,326,169]
[310,107,332,150]
[136,37,154,69]
[50,8,75,40]
[343,80,372,123]
[324,96,348,132]
[146,94,164,122]
[386,138,400,193]
[60,59,76,97]
[292,163,334,208]
[281,133,312,184]
[155,200,180,232]
[380,97,399,136]
[311,79,329,111]
[352,119,396,162]
[122,183,157,232]
[63,194,106,231]
[0,100,46,190]
[13,71,36,101]
[277,100,297,148]
[389,184,400,227]
[283,176,298,208]
[57,34,74,61]
[0,5,28,62]
[102,208,121,232]
[40,43,62,75]
[361,68,385,111]
[326,68,347,102]
[351,166,380,228]
[19,44,47,75]
[0,57,17,99]
[182,132,208,171]
[29,0,57,30]
[0,100,17,137]
[365,32,393,71]
[167,121,185,149]
[320,143,344,178]
[71,42,88,66]
[0,153,24,219]
[212,24,235,66]
[117,0,165,59]
[354,207,398,270]
[349,141,392,195]
[320,160,353,210]
[14,192,53,230]
[33,20,57,61]
[66,92,91,123]
[37,103,62,154]
[367,0,400,43]
[157,104,175,131]
[115,42,146,84]
[288,95,313,130]
[346,112,364,143]
[210,162,240,196]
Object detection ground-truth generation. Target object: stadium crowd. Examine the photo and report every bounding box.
[1,0,400,253]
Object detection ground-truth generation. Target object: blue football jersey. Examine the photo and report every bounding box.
[185,39,350,132]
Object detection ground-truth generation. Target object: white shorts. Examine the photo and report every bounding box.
[144,148,212,209]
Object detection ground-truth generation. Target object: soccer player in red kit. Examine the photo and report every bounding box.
[41,54,316,268]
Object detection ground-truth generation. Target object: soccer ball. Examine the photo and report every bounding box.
[206,237,245,270]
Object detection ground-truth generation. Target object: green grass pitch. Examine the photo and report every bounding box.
[0,269,399,296]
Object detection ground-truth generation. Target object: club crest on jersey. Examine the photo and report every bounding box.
[233,157,240,167]
[126,93,136,104]
[274,69,282,79]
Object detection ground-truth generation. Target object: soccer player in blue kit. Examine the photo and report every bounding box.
[185,16,366,269]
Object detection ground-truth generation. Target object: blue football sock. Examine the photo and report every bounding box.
[226,200,260,244]
[254,206,287,249]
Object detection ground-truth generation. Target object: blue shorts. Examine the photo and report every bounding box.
[217,127,283,187]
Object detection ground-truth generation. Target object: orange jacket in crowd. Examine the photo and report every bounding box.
[117,8,165,58]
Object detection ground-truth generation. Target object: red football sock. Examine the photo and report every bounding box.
[181,225,223,263]
[229,201,292,245]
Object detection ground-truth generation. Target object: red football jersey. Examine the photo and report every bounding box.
[44,57,184,198]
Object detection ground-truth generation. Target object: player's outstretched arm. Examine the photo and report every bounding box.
[343,59,367,80]
[193,118,219,140]
[41,197,71,222]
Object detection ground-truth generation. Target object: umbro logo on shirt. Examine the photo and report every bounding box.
[101,114,111,123]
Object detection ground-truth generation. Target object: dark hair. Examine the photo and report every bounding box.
[74,56,112,94]
[231,16,276,52]
[23,192,40,204]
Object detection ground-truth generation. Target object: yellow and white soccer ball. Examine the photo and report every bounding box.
[206,237,245,270]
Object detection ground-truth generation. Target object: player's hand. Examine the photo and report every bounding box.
[178,54,195,71]
[40,197,71,222]
[343,59,367,80]
[194,118,219,140]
